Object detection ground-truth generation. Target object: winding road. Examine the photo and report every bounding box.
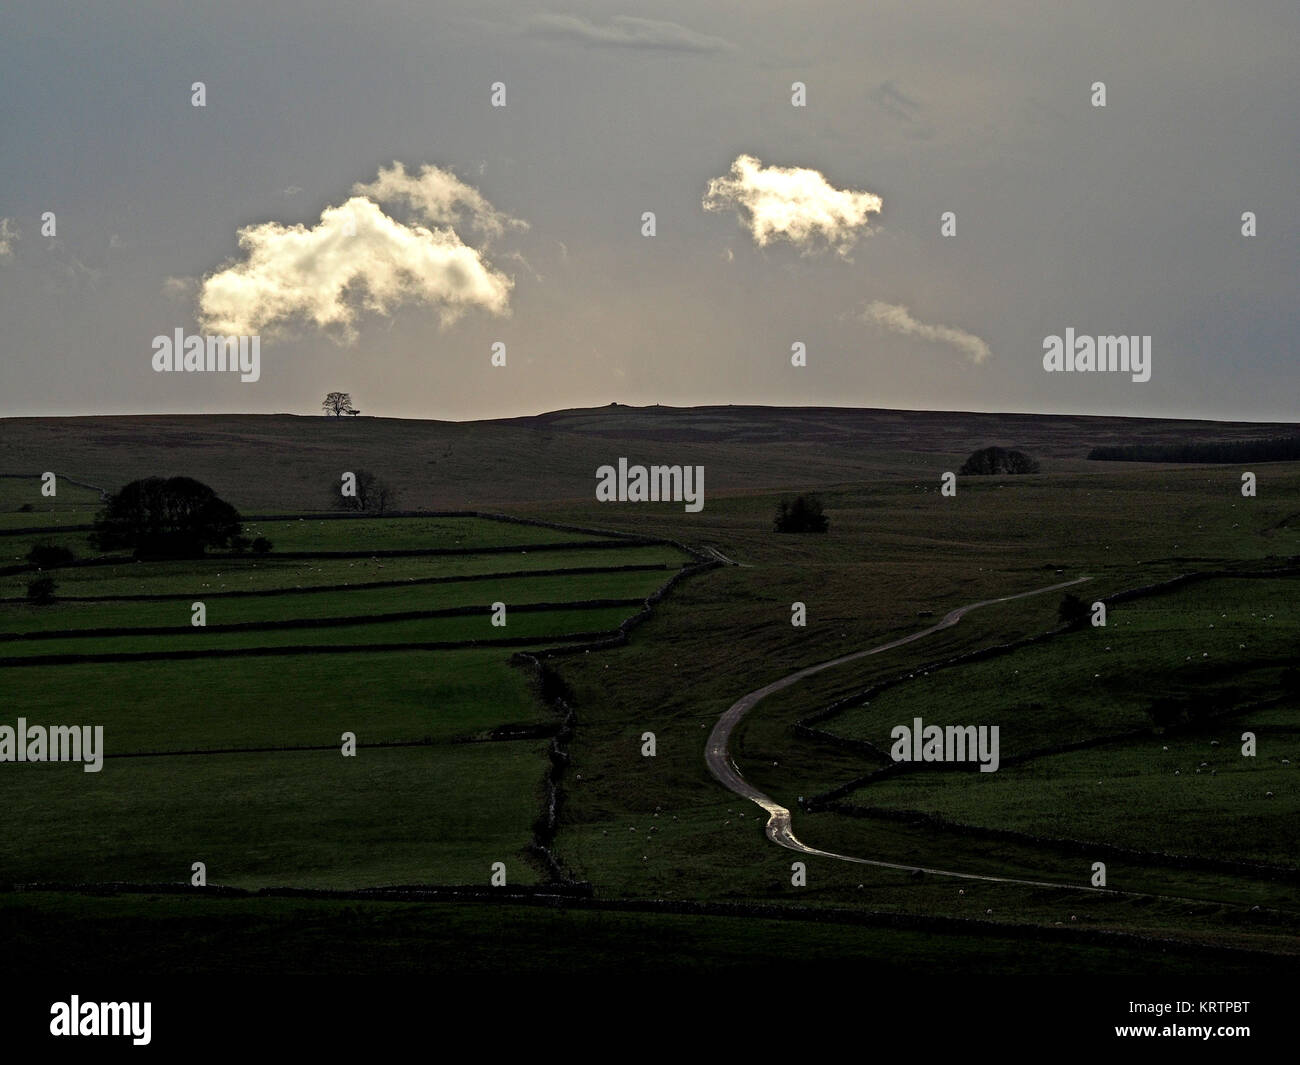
[705,575,1105,891]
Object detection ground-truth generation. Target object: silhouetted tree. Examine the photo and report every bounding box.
[322,392,358,416]
[26,543,75,568]
[959,446,1040,475]
[333,469,395,515]
[1057,593,1089,627]
[26,576,57,604]
[774,494,829,533]
[91,477,243,559]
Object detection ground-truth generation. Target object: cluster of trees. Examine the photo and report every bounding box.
[958,446,1040,475]
[24,477,271,605]
[774,494,829,533]
[91,477,243,559]
[1088,436,1300,463]
[334,469,395,514]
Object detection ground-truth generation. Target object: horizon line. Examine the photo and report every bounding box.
[2,401,1299,428]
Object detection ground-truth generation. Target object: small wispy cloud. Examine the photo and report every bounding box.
[703,154,882,257]
[525,13,734,53]
[871,80,923,123]
[163,275,198,299]
[870,80,935,140]
[860,301,991,364]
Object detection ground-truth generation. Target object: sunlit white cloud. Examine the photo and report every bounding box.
[351,161,525,242]
[861,301,991,364]
[196,164,518,340]
[703,154,882,257]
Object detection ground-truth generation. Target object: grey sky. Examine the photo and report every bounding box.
[1,0,1295,421]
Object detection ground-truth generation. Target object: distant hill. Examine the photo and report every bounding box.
[1,405,1295,511]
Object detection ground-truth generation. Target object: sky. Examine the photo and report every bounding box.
[0,0,1296,422]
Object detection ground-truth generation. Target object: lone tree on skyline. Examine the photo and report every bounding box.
[323,391,358,416]
[92,477,243,560]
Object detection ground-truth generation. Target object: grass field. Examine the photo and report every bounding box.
[851,717,1298,866]
[8,891,1288,977]
[0,545,685,597]
[0,743,549,889]
[827,576,1300,757]
[1,406,1298,973]
[0,474,104,531]
[0,568,673,633]
[0,650,549,751]
[0,514,626,565]
[0,510,694,893]
[804,576,1300,868]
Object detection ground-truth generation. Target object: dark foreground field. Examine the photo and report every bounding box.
[1,404,1298,975]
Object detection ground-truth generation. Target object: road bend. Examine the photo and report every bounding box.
[705,576,1106,892]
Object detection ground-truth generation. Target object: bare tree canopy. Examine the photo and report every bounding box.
[322,391,358,416]
[334,468,395,514]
